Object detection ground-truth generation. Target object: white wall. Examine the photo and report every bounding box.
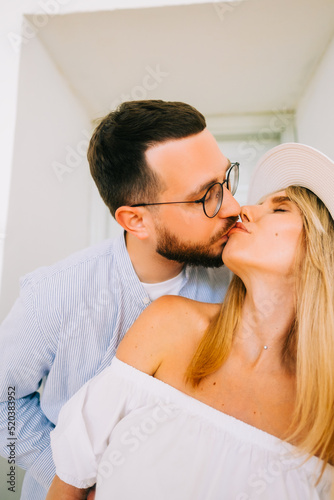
[0,0,213,313]
[0,32,92,320]
[296,34,334,159]
[0,5,25,302]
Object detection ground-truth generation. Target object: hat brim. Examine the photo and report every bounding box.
[247,143,334,220]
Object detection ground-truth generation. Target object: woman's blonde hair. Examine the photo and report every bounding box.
[186,186,334,474]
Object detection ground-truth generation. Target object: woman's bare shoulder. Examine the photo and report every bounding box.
[163,295,220,330]
[150,294,220,319]
[116,296,221,374]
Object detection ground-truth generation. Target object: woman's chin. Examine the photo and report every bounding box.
[222,241,237,271]
[222,240,247,275]
[222,237,235,259]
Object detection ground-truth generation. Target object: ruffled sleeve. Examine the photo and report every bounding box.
[50,357,133,488]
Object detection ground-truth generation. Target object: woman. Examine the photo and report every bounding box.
[47,143,334,500]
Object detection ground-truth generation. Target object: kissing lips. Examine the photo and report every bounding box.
[212,216,239,244]
[227,222,249,236]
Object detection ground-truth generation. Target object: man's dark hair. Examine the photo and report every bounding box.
[87,100,206,217]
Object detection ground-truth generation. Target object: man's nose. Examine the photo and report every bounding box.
[217,186,241,219]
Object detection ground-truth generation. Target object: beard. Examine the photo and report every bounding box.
[155,216,238,268]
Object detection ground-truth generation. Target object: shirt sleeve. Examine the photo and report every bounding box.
[0,278,57,490]
[50,359,131,489]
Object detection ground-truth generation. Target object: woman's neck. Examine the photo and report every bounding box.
[232,274,296,371]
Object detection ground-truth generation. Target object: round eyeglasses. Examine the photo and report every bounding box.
[131,162,239,218]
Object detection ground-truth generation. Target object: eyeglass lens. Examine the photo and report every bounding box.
[204,184,223,217]
[204,163,239,217]
[227,163,239,196]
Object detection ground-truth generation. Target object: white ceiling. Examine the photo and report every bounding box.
[32,0,334,120]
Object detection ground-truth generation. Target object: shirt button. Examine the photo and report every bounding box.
[143,297,150,305]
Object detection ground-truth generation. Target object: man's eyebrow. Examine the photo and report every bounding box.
[186,160,232,200]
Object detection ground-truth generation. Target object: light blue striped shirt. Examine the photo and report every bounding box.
[0,233,230,500]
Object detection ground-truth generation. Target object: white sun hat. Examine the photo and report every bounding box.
[247,143,334,220]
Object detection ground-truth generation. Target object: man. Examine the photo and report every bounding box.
[0,100,240,500]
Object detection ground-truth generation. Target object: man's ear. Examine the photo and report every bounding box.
[115,206,150,240]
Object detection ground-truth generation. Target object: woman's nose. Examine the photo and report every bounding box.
[240,204,260,222]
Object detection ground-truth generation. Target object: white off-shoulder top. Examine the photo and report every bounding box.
[50,357,333,500]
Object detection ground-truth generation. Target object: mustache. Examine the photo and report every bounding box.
[224,216,239,233]
[211,216,239,243]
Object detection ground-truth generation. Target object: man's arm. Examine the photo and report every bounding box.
[46,475,91,500]
[0,279,57,490]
